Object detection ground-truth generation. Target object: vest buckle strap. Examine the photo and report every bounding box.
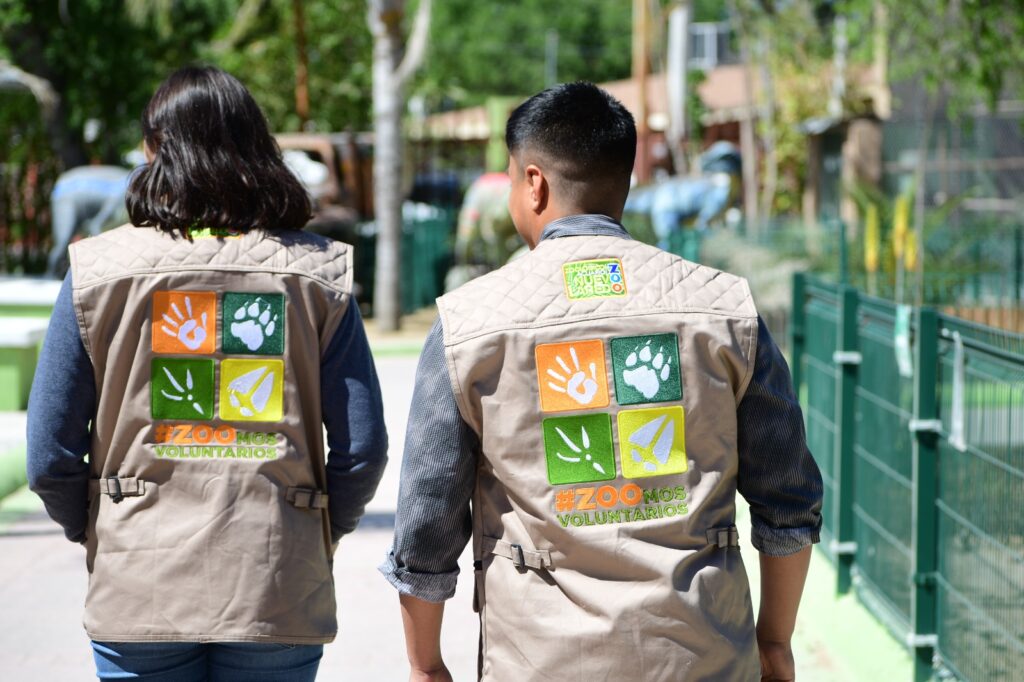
[89,477,147,502]
[286,487,329,510]
[706,526,740,548]
[482,536,553,570]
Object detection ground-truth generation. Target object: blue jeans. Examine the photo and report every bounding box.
[91,641,323,681]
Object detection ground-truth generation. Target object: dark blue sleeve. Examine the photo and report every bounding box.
[736,316,824,556]
[321,301,388,544]
[26,273,96,543]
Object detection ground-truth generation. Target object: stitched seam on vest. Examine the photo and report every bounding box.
[734,289,760,404]
[343,248,354,297]
[72,265,351,294]
[444,341,478,436]
[70,282,96,363]
[442,307,757,346]
[67,247,96,361]
[82,631,335,644]
[439,271,752,341]
[318,289,352,361]
[437,297,456,346]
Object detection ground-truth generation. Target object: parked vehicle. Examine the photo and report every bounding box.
[275,132,374,243]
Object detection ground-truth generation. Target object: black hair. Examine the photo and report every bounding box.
[505,81,636,210]
[126,65,311,236]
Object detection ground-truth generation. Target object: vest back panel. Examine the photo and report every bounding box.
[69,225,352,643]
[437,235,761,680]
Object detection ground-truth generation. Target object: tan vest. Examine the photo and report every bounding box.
[437,235,761,681]
[69,225,352,644]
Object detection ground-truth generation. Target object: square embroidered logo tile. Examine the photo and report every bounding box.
[151,358,216,420]
[542,414,616,485]
[150,290,286,424]
[222,293,285,355]
[535,339,609,412]
[219,359,284,421]
[152,291,217,354]
[617,407,687,479]
[610,333,682,405]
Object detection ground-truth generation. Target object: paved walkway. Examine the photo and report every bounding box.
[0,326,913,679]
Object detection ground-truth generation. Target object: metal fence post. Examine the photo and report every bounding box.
[1014,226,1022,304]
[790,272,807,393]
[910,307,940,681]
[838,220,850,285]
[832,285,860,594]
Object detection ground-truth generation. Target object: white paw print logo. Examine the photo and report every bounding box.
[622,340,672,399]
[546,346,599,406]
[553,425,608,475]
[160,296,208,351]
[230,298,278,352]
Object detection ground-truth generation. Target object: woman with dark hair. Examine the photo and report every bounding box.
[26,65,388,680]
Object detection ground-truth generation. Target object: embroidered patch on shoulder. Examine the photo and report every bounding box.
[535,339,609,412]
[151,358,216,420]
[542,414,615,485]
[617,406,687,479]
[219,358,284,421]
[222,293,285,355]
[610,334,682,404]
[562,259,627,300]
[152,291,217,354]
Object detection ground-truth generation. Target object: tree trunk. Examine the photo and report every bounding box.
[729,0,759,233]
[738,61,759,232]
[369,4,405,332]
[666,2,690,175]
[368,0,432,332]
[2,24,86,169]
[632,0,651,183]
[757,32,777,222]
[292,0,310,129]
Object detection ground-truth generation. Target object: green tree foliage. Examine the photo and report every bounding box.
[209,0,373,132]
[0,0,228,164]
[842,0,1024,112]
[0,0,373,167]
[415,0,634,107]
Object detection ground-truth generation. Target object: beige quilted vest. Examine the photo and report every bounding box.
[437,235,761,681]
[69,225,352,644]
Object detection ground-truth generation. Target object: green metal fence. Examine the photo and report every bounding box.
[355,210,454,315]
[792,273,1024,681]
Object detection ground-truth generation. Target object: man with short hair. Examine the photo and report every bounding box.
[381,82,822,682]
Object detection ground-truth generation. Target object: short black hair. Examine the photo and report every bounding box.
[127,66,311,237]
[505,82,636,210]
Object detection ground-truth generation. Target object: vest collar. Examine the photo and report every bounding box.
[539,214,633,243]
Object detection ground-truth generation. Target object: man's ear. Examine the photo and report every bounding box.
[524,163,548,214]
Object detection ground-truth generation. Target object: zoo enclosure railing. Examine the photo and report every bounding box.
[791,273,1024,682]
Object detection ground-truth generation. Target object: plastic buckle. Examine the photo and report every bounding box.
[717,528,739,548]
[510,544,526,568]
[107,476,124,504]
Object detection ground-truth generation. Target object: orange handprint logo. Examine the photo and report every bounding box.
[152,291,217,354]
[535,339,609,413]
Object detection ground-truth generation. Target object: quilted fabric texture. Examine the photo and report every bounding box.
[438,236,755,344]
[70,224,351,292]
